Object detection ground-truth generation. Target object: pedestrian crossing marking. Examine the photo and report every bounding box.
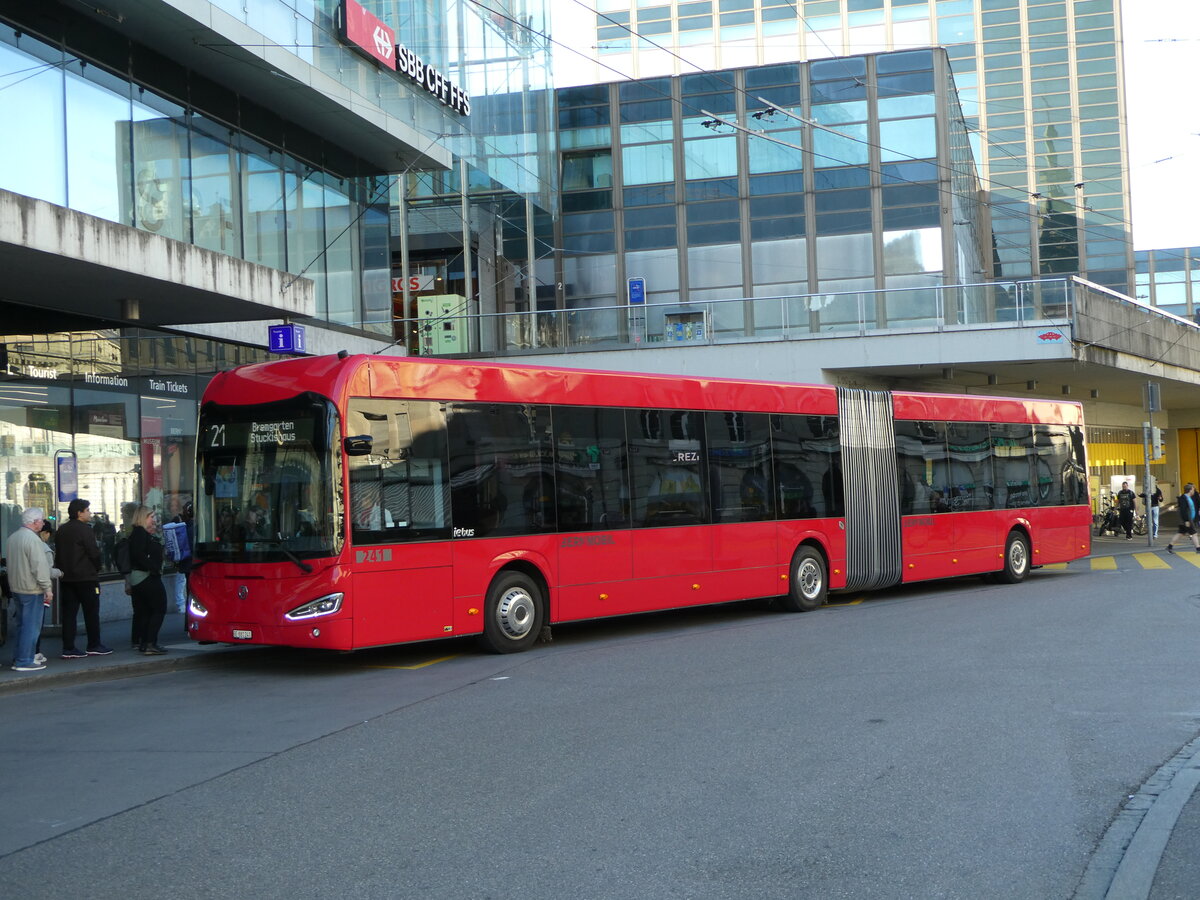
[1043,563,1068,570]
[1134,552,1171,570]
[1091,557,1117,570]
[1172,551,1200,569]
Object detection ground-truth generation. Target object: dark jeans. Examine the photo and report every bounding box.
[130,574,166,649]
[60,580,102,652]
[1119,509,1134,537]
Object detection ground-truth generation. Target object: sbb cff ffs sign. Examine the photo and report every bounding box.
[338,0,396,70]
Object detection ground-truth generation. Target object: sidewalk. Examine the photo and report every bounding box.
[0,609,256,696]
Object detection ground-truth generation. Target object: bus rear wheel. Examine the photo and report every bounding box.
[995,531,1030,584]
[480,571,545,654]
[780,546,827,612]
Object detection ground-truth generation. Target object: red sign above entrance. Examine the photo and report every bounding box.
[338,0,396,70]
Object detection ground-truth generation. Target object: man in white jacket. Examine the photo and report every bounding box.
[7,507,52,671]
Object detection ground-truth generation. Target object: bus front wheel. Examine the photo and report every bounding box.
[995,531,1030,584]
[781,546,827,612]
[480,571,545,654]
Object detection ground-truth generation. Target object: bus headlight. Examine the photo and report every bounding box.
[188,596,208,618]
[285,592,344,621]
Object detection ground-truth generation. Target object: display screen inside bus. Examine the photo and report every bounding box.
[196,393,339,562]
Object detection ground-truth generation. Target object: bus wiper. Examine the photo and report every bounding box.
[264,533,314,573]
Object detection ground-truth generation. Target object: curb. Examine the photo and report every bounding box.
[0,645,261,697]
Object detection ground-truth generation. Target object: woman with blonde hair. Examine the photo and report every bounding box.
[128,505,168,654]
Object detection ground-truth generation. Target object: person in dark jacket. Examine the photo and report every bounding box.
[128,505,168,654]
[55,498,111,658]
[1115,481,1137,541]
[1165,484,1200,555]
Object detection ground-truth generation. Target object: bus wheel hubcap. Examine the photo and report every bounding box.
[797,560,821,598]
[1010,541,1027,573]
[497,588,535,639]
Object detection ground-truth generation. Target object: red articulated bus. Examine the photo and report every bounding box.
[187,354,1091,653]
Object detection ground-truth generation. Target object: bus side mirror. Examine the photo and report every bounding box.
[344,435,373,457]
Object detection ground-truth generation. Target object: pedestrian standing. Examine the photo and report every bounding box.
[128,505,168,655]
[1116,481,1137,540]
[6,507,52,672]
[55,498,112,658]
[1165,483,1200,554]
[168,501,194,618]
[1139,484,1164,540]
[35,521,62,666]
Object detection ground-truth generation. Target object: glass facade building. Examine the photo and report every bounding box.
[1134,248,1200,321]
[570,0,1132,296]
[535,49,985,346]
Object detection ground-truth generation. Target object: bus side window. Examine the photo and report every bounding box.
[551,406,629,532]
[772,414,839,519]
[347,399,450,544]
[991,423,1035,509]
[895,420,949,515]
[447,403,555,538]
[705,411,773,522]
[626,407,706,527]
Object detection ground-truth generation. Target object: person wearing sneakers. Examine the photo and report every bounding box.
[1165,483,1200,555]
[6,507,52,672]
[55,498,112,659]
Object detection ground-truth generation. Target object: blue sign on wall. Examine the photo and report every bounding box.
[56,452,78,503]
[628,276,646,305]
[268,324,307,354]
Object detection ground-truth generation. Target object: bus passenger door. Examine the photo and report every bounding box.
[351,544,454,645]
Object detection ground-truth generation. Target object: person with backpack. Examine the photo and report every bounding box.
[55,498,112,658]
[128,505,168,655]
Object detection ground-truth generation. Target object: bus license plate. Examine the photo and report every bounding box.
[232,629,252,640]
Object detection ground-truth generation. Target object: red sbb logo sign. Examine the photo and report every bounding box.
[339,0,396,70]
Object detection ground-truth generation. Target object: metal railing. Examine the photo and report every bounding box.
[396,278,1075,358]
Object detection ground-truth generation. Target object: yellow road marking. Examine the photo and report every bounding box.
[1091,557,1117,570]
[1042,563,1068,570]
[1172,551,1200,569]
[363,654,458,670]
[826,596,865,607]
[1134,552,1171,570]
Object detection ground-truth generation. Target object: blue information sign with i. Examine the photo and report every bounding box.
[268,324,307,354]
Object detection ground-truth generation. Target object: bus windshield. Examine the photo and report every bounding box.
[196,392,341,563]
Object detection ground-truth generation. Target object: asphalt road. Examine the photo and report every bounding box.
[3,556,1200,899]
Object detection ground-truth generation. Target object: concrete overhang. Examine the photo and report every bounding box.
[67,0,452,174]
[0,189,314,327]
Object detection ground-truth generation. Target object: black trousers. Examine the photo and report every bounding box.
[130,574,167,648]
[1119,509,1134,537]
[60,580,102,652]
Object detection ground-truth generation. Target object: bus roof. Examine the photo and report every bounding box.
[203,354,1082,425]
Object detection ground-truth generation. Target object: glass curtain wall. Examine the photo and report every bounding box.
[549,48,976,344]
[0,330,271,576]
[0,25,389,334]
